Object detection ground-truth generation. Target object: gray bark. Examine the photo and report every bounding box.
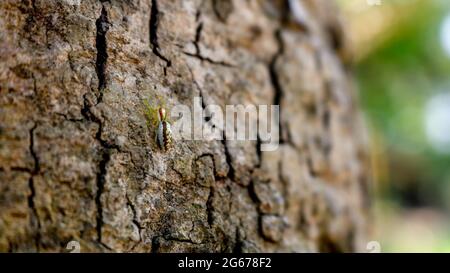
[0,0,371,252]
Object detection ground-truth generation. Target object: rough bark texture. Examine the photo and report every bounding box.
[0,0,370,252]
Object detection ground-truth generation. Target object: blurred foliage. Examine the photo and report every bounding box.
[342,0,450,208]
[339,0,450,251]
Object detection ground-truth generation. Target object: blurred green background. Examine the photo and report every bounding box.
[339,0,450,252]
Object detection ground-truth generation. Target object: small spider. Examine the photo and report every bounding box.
[155,107,172,151]
[143,99,172,151]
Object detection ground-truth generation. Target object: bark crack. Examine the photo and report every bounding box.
[95,150,110,247]
[95,4,109,95]
[126,194,143,242]
[256,133,262,168]
[195,154,217,227]
[222,137,235,180]
[183,14,234,67]
[28,123,41,251]
[187,64,208,120]
[278,156,289,211]
[149,0,172,75]
[233,225,243,253]
[182,52,234,67]
[194,21,203,56]
[206,185,214,227]
[247,181,266,240]
[88,3,116,249]
[269,29,285,144]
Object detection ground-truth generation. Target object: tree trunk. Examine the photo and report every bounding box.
[0,0,371,252]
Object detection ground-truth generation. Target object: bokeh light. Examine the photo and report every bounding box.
[425,92,450,154]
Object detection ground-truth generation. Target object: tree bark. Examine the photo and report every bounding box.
[0,0,371,252]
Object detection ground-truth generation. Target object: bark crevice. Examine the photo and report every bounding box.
[221,138,235,180]
[149,0,172,75]
[92,4,116,249]
[27,123,41,250]
[95,5,109,95]
[126,193,143,242]
[183,52,234,67]
[268,29,285,144]
[95,150,110,246]
[195,154,217,227]
[183,16,234,67]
